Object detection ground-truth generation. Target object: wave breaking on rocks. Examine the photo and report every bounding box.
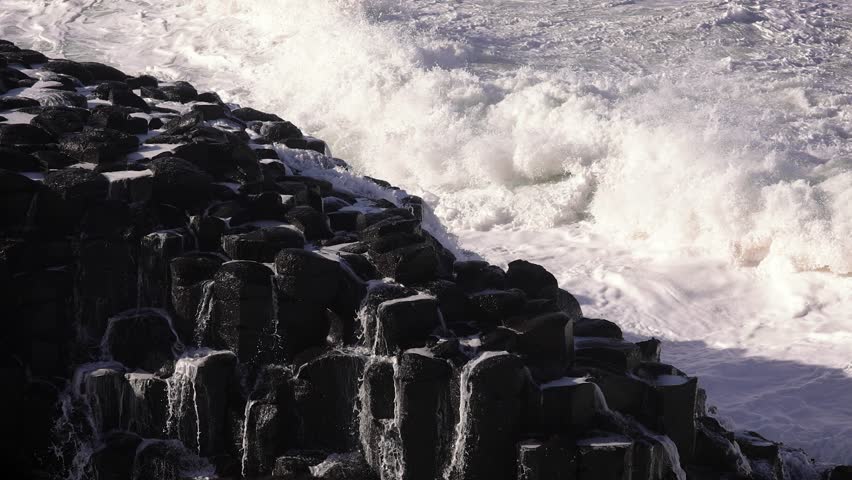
[0,40,847,480]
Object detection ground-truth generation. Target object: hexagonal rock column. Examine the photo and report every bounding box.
[101,308,181,373]
[632,363,697,463]
[369,294,442,355]
[170,253,224,343]
[139,229,192,309]
[515,438,576,480]
[294,351,366,451]
[75,237,137,340]
[211,261,276,362]
[445,352,529,480]
[536,377,601,433]
[396,349,455,480]
[504,312,574,381]
[273,249,341,358]
[131,439,213,480]
[359,357,397,476]
[166,350,237,457]
[575,433,634,480]
[125,372,168,439]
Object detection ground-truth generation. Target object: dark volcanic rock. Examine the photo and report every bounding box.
[274,248,343,303]
[370,294,441,355]
[285,205,333,240]
[294,351,366,451]
[39,90,88,108]
[43,59,94,84]
[0,96,40,110]
[147,156,213,210]
[109,88,150,111]
[222,226,305,262]
[93,80,130,100]
[127,74,158,89]
[446,353,529,480]
[260,121,303,141]
[0,123,55,146]
[212,260,276,360]
[396,350,455,480]
[160,81,198,103]
[103,308,180,372]
[59,127,140,163]
[574,317,623,339]
[0,146,44,172]
[80,62,127,82]
[171,142,262,185]
[31,106,89,135]
[454,260,507,292]
[505,259,558,297]
[232,107,283,122]
[43,168,109,219]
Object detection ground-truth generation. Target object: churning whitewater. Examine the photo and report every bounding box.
[2,0,851,463]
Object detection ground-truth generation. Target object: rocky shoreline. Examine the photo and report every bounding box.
[0,40,848,480]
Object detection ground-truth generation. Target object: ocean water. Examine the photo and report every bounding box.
[2,0,851,463]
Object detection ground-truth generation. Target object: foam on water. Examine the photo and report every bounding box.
[3,0,849,272]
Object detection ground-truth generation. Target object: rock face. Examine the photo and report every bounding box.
[1,41,835,480]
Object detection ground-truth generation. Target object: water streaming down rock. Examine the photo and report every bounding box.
[51,362,124,480]
[193,280,215,347]
[444,350,527,480]
[165,350,237,457]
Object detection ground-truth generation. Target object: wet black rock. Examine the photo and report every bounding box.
[160,81,198,103]
[93,80,130,100]
[0,48,48,65]
[110,88,150,111]
[212,260,276,360]
[191,102,228,120]
[0,146,44,172]
[372,241,439,285]
[232,107,283,122]
[260,121,304,141]
[80,61,128,82]
[446,353,529,480]
[454,260,507,292]
[43,59,95,84]
[223,226,305,262]
[126,74,158,89]
[294,352,366,451]
[148,156,214,210]
[0,123,55,146]
[285,205,333,240]
[171,142,262,185]
[103,309,180,372]
[39,90,88,108]
[43,167,109,213]
[370,295,441,355]
[516,438,577,480]
[31,106,89,135]
[574,317,623,339]
[693,416,752,476]
[0,96,40,110]
[396,350,455,480]
[59,127,139,163]
[505,259,558,298]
